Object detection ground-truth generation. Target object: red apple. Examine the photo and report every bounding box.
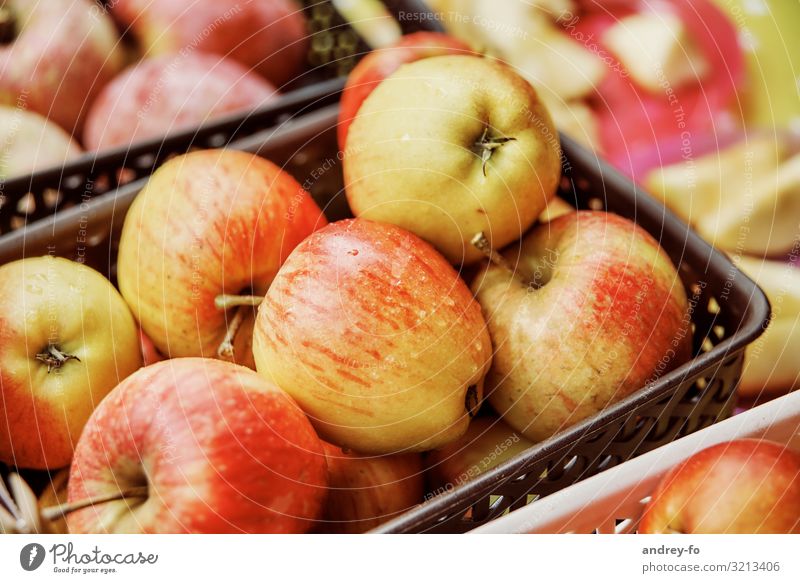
[426,417,534,495]
[0,256,142,470]
[84,52,277,150]
[640,439,800,534]
[112,0,309,87]
[66,358,329,534]
[117,149,327,368]
[472,211,691,442]
[0,105,82,179]
[338,32,472,151]
[318,442,424,533]
[0,0,124,134]
[137,329,164,367]
[252,218,493,455]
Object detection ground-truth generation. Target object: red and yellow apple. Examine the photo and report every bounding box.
[0,256,142,469]
[426,417,534,493]
[117,149,327,368]
[344,55,561,264]
[319,442,424,533]
[640,439,800,534]
[253,218,493,454]
[472,211,691,442]
[111,0,309,87]
[0,0,124,134]
[338,32,472,150]
[67,358,329,534]
[84,52,277,150]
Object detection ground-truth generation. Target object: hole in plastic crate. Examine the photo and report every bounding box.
[16,193,34,215]
[587,197,604,210]
[43,189,62,209]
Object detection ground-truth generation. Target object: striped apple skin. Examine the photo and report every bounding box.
[253,218,492,455]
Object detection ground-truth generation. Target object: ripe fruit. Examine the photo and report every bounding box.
[117,149,327,368]
[344,55,561,264]
[253,218,492,454]
[472,211,691,442]
[640,439,800,534]
[67,358,329,534]
[84,53,277,150]
[319,442,424,533]
[0,256,141,469]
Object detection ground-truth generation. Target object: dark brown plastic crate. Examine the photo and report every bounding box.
[0,105,769,534]
[0,0,439,239]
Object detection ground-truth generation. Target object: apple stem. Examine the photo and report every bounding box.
[471,232,517,273]
[217,305,249,360]
[474,127,516,177]
[214,294,263,310]
[40,486,149,522]
[35,345,80,373]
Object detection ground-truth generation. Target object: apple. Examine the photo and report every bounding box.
[426,417,533,494]
[84,52,277,151]
[0,0,124,135]
[734,256,800,399]
[318,442,424,533]
[472,211,691,442]
[639,439,800,533]
[137,328,164,367]
[252,218,493,454]
[343,55,562,264]
[117,149,327,368]
[66,358,329,534]
[111,0,309,87]
[0,105,82,179]
[0,256,142,470]
[338,32,472,151]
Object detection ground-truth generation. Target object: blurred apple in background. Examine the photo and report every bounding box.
[472,211,691,442]
[735,256,800,399]
[112,0,309,87]
[337,31,472,151]
[640,439,800,533]
[67,358,329,533]
[319,442,424,533]
[0,256,142,470]
[344,55,561,264]
[426,417,533,494]
[0,0,124,135]
[117,149,326,368]
[0,106,82,179]
[253,218,492,454]
[84,52,277,150]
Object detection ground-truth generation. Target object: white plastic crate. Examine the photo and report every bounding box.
[470,391,800,534]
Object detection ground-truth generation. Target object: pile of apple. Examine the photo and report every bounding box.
[0,0,307,179]
[0,35,694,534]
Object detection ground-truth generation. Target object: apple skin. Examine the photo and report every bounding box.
[252,218,493,455]
[338,32,472,151]
[84,52,277,150]
[426,417,534,494]
[0,106,82,179]
[0,256,142,470]
[117,149,327,368]
[0,0,124,135]
[640,439,800,534]
[472,211,691,442]
[344,54,561,265]
[66,358,329,534]
[318,442,424,533]
[111,0,308,87]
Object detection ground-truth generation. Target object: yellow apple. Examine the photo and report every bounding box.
[0,256,141,469]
